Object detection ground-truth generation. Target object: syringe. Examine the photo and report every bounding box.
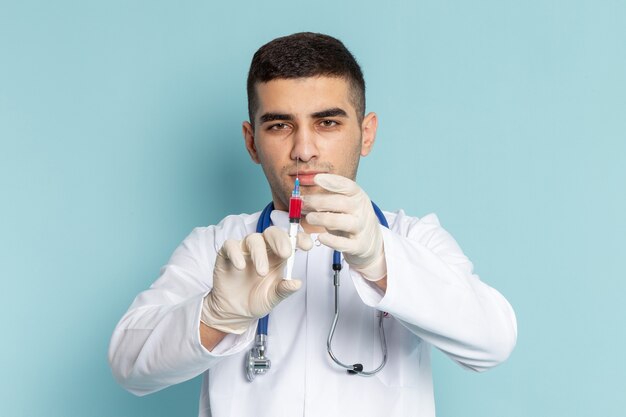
[284,178,302,280]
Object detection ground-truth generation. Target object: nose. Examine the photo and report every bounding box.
[290,124,319,163]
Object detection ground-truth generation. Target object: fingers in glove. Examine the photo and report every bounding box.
[262,226,293,259]
[274,279,302,301]
[317,232,358,254]
[296,231,313,251]
[302,193,355,214]
[305,212,360,234]
[220,239,246,270]
[243,233,269,276]
[252,278,303,316]
[314,173,361,196]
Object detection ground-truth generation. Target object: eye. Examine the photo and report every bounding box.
[268,123,290,131]
[319,120,339,128]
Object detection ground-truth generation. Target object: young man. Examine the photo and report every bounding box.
[109,32,517,417]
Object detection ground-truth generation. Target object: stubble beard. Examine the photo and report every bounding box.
[262,133,363,212]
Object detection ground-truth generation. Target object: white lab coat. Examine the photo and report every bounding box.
[109,209,517,417]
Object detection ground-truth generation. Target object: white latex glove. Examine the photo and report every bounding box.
[201,226,313,334]
[303,173,387,282]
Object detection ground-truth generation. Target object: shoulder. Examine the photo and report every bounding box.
[214,212,261,238]
[382,209,442,239]
[382,208,472,268]
[383,209,465,252]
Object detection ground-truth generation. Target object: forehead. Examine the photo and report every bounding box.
[254,76,356,119]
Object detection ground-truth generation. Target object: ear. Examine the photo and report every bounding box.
[360,112,378,157]
[242,121,261,164]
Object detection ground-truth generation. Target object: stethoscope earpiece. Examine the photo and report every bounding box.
[347,364,364,375]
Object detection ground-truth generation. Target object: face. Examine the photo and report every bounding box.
[242,76,378,211]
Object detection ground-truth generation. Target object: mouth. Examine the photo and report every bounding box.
[289,171,326,186]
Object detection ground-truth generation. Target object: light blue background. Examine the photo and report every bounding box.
[1,1,624,416]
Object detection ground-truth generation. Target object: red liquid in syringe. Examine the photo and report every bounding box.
[289,178,302,220]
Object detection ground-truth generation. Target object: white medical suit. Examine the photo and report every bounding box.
[109,208,517,417]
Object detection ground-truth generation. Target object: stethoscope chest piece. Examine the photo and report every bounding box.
[246,334,271,382]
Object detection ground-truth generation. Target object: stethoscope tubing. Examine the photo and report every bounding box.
[254,200,389,376]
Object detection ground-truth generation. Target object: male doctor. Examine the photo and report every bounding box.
[109,32,517,417]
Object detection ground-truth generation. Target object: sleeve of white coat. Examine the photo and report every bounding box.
[108,225,256,396]
[351,211,517,372]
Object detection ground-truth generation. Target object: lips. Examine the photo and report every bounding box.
[290,171,325,186]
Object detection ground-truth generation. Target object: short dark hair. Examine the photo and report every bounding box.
[246,32,366,125]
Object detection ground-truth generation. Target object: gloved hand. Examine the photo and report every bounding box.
[201,226,313,334]
[303,173,387,282]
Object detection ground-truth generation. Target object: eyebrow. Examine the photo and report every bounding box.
[311,107,349,119]
[259,113,293,124]
[258,107,349,124]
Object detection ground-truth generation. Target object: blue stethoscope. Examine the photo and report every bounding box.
[246,201,389,381]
